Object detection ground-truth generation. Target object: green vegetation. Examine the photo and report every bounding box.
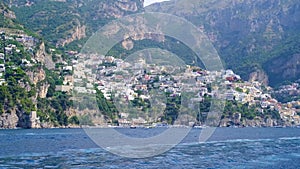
[107,37,204,68]
[149,0,300,87]
[222,100,281,121]
[11,0,81,45]
[1,0,298,128]
[163,95,181,124]
[10,0,144,50]
[0,32,36,116]
[0,67,36,115]
[36,91,73,126]
[95,88,118,121]
[0,10,75,127]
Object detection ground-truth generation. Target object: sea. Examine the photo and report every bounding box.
[0,127,300,169]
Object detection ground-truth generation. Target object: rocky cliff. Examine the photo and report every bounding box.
[249,69,269,86]
[35,42,55,69]
[147,0,300,86]
[59,25,86,47]
[219,115,281,127]
[0,109,18,129]
[265,53,300,85]
[1,65,50,129]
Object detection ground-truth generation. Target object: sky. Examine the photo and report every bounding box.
[144,0,170,7]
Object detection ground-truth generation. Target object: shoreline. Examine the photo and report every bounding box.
[1,125,300,130]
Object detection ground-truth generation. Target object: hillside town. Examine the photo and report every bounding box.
[0,30,39,77]
[68,52,300,127]
[1,29,299,128]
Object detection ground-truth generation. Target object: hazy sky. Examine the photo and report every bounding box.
[144,0,170,7]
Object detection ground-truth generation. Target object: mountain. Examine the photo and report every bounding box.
[146,0,300,86]
[7,0,299,86]
[5,0,144,49]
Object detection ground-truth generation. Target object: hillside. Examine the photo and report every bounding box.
[0,0,145,128]
[7,0,299,86]
[0,3,78,128]
[5,0,144,49]
[1,1,299,128]
[146,0,300,86]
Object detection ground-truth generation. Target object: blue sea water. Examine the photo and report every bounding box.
[0,127,300,169]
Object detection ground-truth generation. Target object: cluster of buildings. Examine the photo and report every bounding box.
[272,82,300,124]
[55,60,75,93]
[70,54,300,126]
[272,82,300,100]
[0,27,298,126]
[0,52,5,85]
[223,72,300,125]
[0,31,7,85]
[0,30,39,85]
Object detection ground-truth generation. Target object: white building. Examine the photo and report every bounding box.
[0,64,5,72]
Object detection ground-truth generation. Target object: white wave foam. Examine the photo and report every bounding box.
[278,136,300,140]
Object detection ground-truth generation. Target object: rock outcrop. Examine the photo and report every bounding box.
[249,69,269,86]
[27,68,46,85]
[35,42,55,69]
[0,110,18,129]
[0,109,41,129]
[26,67,50,99]
[219,116,280,127]
[59,25,86,47]
[38,83,50,99]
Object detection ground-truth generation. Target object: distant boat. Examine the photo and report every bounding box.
[145,126,153,129]
[130,124,137,129]
[274,126,286,128]
[193,125,207,129]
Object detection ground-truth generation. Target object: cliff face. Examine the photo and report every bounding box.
[26,67,50,99]
[38,83,50,99]
[35,42,55,69]
[265,54,300,85]
[27,67,46,85]
[147,0,300,86]
[0,109,18,129]
[219,115,281,127]
[0,106,40,129]
[0,66,50,129]
[249,69,269,86]
[59,25,86,47]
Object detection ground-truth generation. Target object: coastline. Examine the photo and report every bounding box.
[1,124,300,130]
